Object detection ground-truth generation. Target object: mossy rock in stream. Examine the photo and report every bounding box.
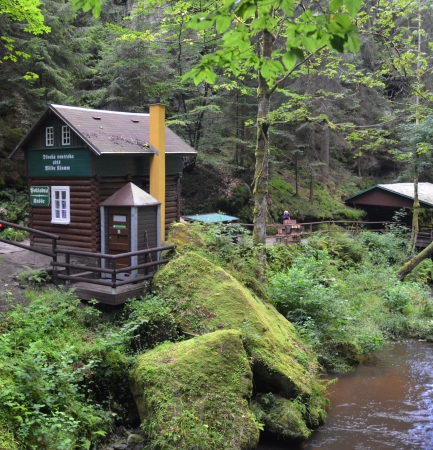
[252,394,311,441]
[130,330,260,450]
[152,252,328,429]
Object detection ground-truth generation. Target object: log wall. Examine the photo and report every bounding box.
[29,173,181,251]
[29,178,98,251]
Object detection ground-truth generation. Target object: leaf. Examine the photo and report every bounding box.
[260,63,270,79]
[282,51,297,70]
[329,34,347,52]
[92,0,102,18]
[343,0,363,16]
[216,14,232,33]
[347,35,360,53]
[330,0,344,12]
[279,0,295,16]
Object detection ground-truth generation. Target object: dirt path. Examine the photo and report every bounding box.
[0,240,53,310]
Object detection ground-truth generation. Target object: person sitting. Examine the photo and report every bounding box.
[278,210,291,223]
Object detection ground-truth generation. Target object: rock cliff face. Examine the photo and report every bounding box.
[130,236,328,448]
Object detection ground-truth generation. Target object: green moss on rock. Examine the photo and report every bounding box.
[252,394,311,441]
[153,252,324,401]
[165,222,206,254]
[130,330,259,450]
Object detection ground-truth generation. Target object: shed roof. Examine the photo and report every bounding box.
[182,213,239,223]
[345,182,433,207]
[100,182,161,207]
[11,104,197,157]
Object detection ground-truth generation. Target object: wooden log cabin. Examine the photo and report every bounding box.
[10,103,197,252]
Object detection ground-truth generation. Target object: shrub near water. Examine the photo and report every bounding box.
[267,232,433,371]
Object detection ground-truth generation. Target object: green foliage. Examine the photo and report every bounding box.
[119,295,180,353]
[0,188,29,224]
[1,228,29,242]
[0,289,113,449]
[17,266,51,287]
[405,258,433,284]
[186,0,361,86]
[359,231,408,266]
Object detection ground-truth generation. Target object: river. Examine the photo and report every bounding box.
[257,340,433,450]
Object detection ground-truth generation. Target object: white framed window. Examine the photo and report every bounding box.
[62,126,70,145]
[51,186,70,224]
[46,127,54,146]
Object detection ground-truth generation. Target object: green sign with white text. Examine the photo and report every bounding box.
[30,186,50,206]
[27,149,92,177]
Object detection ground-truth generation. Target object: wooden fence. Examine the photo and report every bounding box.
[0,219,174,289]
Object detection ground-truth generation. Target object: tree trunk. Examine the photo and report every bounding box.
[396,240,433,280]
[410,165,420,251]
[252,29,273,247]
[320,125,330,180]
[309,172,314,203]
[252,29,273,283]
[410,0,422,252]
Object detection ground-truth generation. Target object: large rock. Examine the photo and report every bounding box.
[130,330,260,450]
[151,252,328,436]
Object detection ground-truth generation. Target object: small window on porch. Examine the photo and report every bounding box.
[46,127,54,146]
[51,186,70,224]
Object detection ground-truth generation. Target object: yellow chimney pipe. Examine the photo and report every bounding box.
[149,101,166,244]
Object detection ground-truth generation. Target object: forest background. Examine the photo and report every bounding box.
[4,1,433,447]
[1,0,433,226]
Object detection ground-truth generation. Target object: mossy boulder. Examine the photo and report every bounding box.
[130,330,260,450]
[152,251,328,430]
[165,222,206,254]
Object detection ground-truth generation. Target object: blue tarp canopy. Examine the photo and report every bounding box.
[181,213,239,223]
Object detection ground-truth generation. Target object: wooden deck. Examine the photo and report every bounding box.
[72,280,149,305]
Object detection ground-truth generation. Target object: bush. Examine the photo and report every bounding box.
[0,289,141,448]
[1,227,29,242]
[0,188,28,224]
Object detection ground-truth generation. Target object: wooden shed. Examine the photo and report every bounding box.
[100,182,161,280]
[344,183,433,224]
[10,103,197,252]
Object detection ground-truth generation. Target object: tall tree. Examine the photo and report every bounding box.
[185,0,362,254]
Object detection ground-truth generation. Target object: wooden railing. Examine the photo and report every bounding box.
[236,220,404,235]
[53,246,175,289]
[0,219,174,289]
[296,220,403,234]
[0,219,59,258]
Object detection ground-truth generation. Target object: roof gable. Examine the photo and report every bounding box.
[11,104,197,158]
[345,183,433,207]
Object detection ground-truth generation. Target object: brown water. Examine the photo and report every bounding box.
[257,340,433,450]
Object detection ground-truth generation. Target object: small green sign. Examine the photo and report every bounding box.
[30,186,50,207]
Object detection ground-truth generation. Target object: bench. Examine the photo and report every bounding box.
[275,220,302,245]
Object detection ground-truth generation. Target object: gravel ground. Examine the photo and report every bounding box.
[0,240,53,310]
